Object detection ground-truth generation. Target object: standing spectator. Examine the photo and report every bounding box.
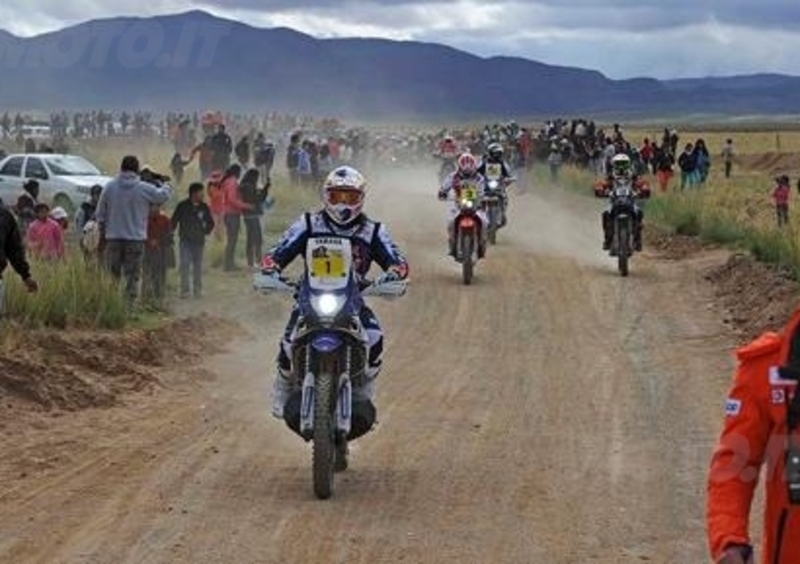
[721,139,735,179]
[169,152,193,186]
[678,143,697,191]
[693,138,711,184]
[653,146,675,192]
[286,132,301,186]
[191,134,215,181]
[639,137,654,174]
[220,164,251,271]
[205,171,225,241]
[26,203,64,261]
[234,135,250,167]
[0,201,37,316]
[547,143,562,183]
[239,168,267,268]
[211,124,233,172]
[669,129,679,155]
[142,203,172,307]
[253,134,275,181]
[171,182,214,298]
[297,140,313,187]
[773,174,790,227]
[75,184,102,233]
[95,155,172,310]
[75,185,103,265]
[13,180,39,234]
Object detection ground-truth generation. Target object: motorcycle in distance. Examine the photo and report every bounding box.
[484,176,514,245]
[596,177,650,277]
[448,179,486,285]
[252,236,407,499]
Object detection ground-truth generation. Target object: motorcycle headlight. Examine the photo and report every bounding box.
[461,198,474,208]
[488,180,499,190]
[311,293,346,318]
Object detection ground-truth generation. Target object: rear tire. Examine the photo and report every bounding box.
[313,372,335,499]
[617,221,630,277]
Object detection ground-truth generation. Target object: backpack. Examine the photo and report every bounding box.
[81,219,101,252]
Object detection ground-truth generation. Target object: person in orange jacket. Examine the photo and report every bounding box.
[707,307,800,563]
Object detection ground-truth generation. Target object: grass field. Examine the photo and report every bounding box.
[545,125,800,278]
[1,136,318,330]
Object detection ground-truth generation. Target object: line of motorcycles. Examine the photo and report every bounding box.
[445,175,513,285]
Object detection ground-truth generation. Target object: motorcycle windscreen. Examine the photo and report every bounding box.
[306,236,353,292]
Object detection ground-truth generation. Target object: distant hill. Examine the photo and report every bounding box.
[0,10,799,120]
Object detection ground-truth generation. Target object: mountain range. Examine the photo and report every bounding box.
[1,10,799,120]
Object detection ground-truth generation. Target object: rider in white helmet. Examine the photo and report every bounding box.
[601,153,644,251]
[260,166,409,440]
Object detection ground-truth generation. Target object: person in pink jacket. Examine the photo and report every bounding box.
[220,164,252,271]
[773,174,790,227]
[26,203,65,260]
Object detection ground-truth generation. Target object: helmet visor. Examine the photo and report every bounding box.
[326,187,364,206]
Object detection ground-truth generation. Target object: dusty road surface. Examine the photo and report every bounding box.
[0,167,741,563]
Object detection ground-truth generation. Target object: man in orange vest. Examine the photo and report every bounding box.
[707,308,800,563]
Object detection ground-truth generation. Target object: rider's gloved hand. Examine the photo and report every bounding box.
[260,255,280,275]
[438,190,448,201]
[716,544,753,564]
[380,263,409,283]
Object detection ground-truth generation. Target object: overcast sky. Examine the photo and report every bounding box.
[2,0,799,80]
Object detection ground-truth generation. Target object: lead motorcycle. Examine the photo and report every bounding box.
[253,236,407,499]
[450,180,486,285]
[601,178,648,277]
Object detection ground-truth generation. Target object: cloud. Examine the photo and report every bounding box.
[0,0,798,79]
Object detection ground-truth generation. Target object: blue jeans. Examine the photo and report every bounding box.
[179,240,204,296]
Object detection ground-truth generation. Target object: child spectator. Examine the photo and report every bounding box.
[26,203,64,260]
[14,180,39,233]
[171,182,214,298]
[773,174,790,227]
[142,203,173,306]
[49,206,69,231]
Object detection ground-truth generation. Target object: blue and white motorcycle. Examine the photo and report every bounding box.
[253,236,407,499]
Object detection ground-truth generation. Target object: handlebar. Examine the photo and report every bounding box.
[252,271,408,299]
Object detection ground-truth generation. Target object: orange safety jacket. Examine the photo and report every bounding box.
[707,308,800,563]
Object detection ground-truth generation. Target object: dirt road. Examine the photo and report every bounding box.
[0,168,739,563]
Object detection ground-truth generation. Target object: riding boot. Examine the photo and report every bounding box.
[271,369,293,419]
[634,222,643,251]
[602,215,612,250]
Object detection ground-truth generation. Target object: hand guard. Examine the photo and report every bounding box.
[260,254,280,275]
[378,263,409,283]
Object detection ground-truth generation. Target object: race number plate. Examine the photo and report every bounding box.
[307,237,352,290]
[461,183,479,201]
[486,163,502,180]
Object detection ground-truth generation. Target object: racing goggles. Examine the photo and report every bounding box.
[326,188,364,206]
